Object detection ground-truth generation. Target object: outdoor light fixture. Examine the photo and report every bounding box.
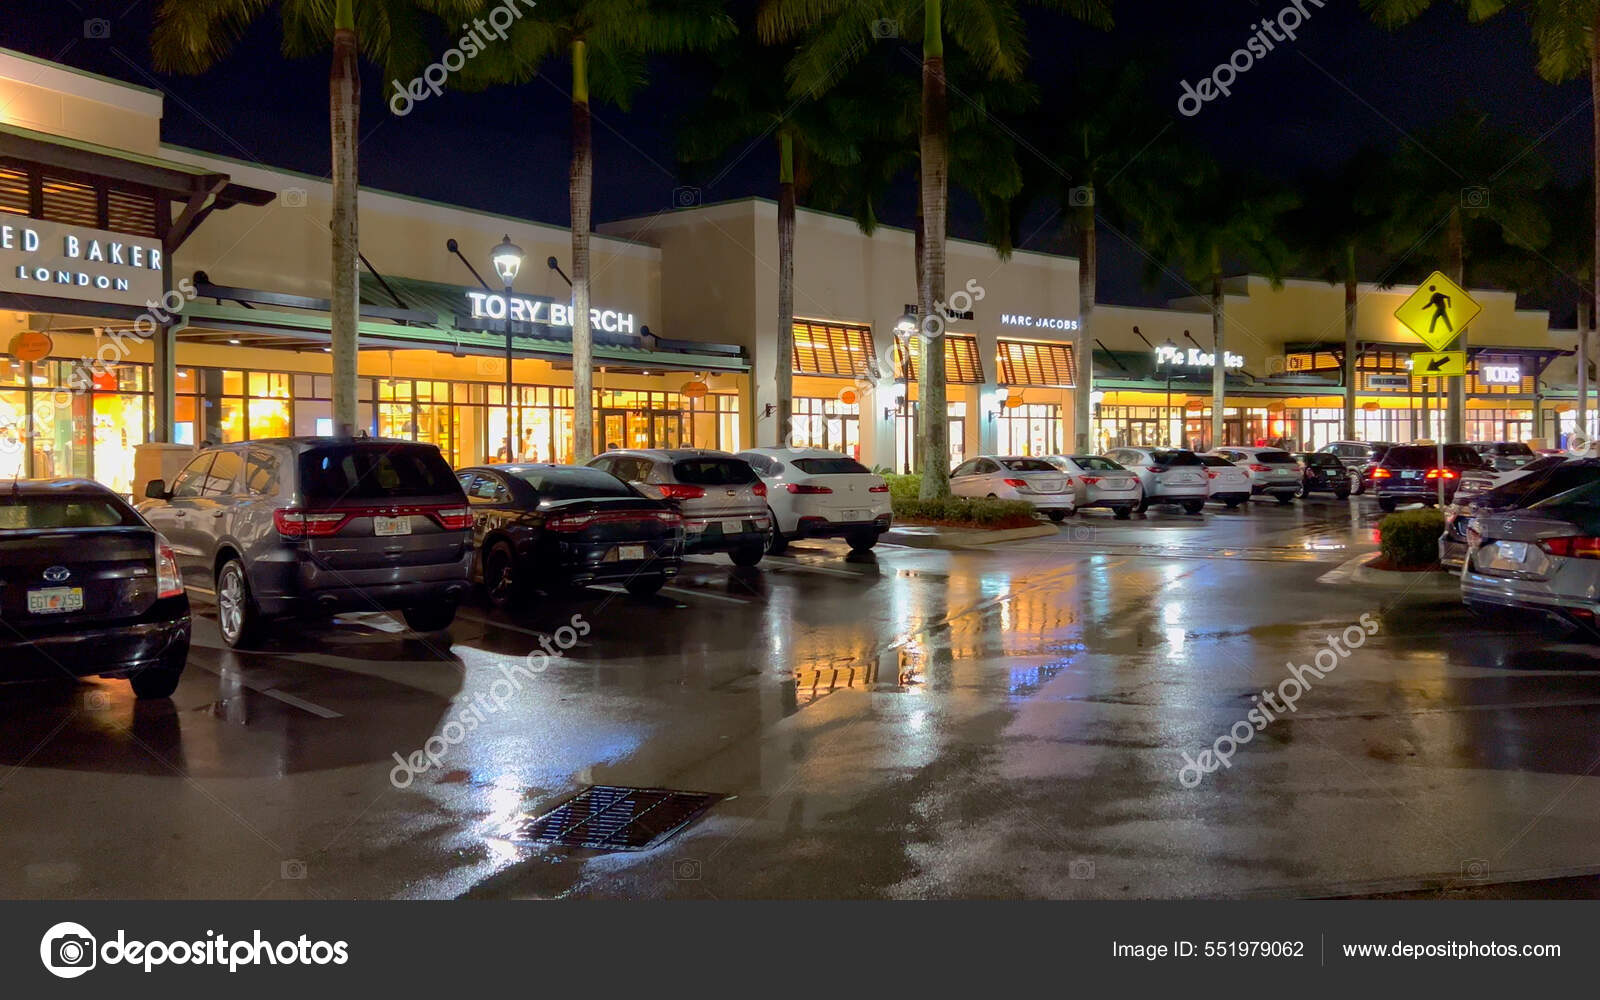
[491,235,524,460]
[491,235,523,284]
[895,313,917,334]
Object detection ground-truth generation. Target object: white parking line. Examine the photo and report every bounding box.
[452,609,555,639]
[769,560,873,579]
[658,586,751,605]
[190,662,343,719]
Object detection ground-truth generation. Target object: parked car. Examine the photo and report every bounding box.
[1462,478,1600,636]
[588,449,770,566]
[736,448,891,553]
[1044,455,1141,519]
[1440,458,1600,569]
[140,437,473,647]
[950,455,1075,519]
[1455,453,1568,503]
[1293,451,1351,499]
[455,464,683,604]
[1102,447,1209,515]
[2,479,190,698]
[1317,441,1393,494]
[1206,447,1302,504]
[1369,443,1489,512]
[1195,453,1251,509]
[1469,441,1538,472]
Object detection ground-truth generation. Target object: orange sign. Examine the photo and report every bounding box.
[836,387,859,406]
[680,380,709,399]
[1004,395,1026,409]
[7,331,51,362]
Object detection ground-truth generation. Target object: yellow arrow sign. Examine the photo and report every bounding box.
[1411,350,1467,377]
[1395,271,1481,351]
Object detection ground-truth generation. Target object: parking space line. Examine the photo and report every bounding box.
[768,560,874,579]
[453,609,555,639]
[655,586,751,605]
[190,662,343,719]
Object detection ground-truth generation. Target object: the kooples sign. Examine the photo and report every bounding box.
[1155,344,1244,369]
[466,291,637,334]
[1,219,165,307]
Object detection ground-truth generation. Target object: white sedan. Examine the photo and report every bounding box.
[950,455,1075,519]
[736,448,891,554]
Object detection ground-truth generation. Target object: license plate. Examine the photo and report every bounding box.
[1172,473,1199,482]
[1401,470,1419,479]
[1107,479,1132,490]
[722,519,743,534]
[618,544,646,561]
[28,587,83,614]
[1485,540,1529,571]
[839,509,869,521]
[374,515,412,536]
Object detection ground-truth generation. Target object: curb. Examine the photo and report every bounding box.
[882,523,1061,550]
[1317,551,1461,595]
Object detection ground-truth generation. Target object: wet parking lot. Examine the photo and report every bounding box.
[6,492,1600,900]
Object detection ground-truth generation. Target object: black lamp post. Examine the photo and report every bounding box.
[491,235,523,461]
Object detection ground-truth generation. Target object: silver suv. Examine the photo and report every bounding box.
[588,449,771,565]
[140,438,473,647]
[1206,446,1302,504]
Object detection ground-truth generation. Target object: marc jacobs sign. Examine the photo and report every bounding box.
[1,219,165,307]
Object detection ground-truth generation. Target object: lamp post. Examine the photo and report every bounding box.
[491,235,523,462]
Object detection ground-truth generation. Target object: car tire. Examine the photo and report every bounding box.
[1047,510,1067,522]
[846,529,879,552]
[1295,484,1309,499]
[1134,490,1150,514]
[625,574,666,597]
[1378,498,1397,512]
[764,509,788,554]
[1182,500,1204,515]
[129,665,182,699]
[1224,499,1243,510]
[1275,493,1294,505]
[1113,506,1132,520]
[215,559,260,649]
[484,542,528,610]
[730,544,764,567]
[402,604,457,633]
[1350,470,1365,495]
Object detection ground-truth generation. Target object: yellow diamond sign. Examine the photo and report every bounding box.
[1395,271,1481,352]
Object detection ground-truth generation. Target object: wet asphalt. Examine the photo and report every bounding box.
[5,492,1600,900]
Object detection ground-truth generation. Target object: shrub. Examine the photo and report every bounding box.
[1379,509,1446,569]
[883,473,922,504]
[892,495,1038,530]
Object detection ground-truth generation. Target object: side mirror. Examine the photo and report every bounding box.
[144,479,170,501]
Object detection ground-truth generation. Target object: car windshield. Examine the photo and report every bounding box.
[299,444,458,501]
[1530,478,1600,511]
[1306,454,1342,467]
[1255,450,1296,464]
[1490,443,1535,456]
[512,468,637,499]
[1485,463,1600,508]
[1150,450,1203,466]
[1383,446,1437,469]
[1197,455,1234,468]
[0,496,139,530]
[792,457,870,475]
[1069,456,1121,471]
[1000,458,1058,472]
[672,458,757,485]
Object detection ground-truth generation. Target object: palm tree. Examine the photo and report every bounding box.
[464,1,734,461]
[152,0,480,435]
[1284,146,1389,441]
[1139,164,1295,450]
[760,0,1113,498]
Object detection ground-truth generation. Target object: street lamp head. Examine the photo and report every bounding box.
[491,235,523,284]
[895,313,917,334]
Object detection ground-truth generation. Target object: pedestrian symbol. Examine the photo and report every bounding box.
[1395,271,1481,352]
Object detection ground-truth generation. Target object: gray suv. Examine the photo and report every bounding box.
[588,449,771,566]
[140,437,473,647]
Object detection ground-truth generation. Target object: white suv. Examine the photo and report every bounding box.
[736,448,891,554]
[1206,447,1301,504]
[1102,447,1209,515]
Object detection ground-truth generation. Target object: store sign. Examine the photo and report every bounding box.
[1367,374,1411,390]
[1480,361,1522,385]
[0,219,164,307]
[465,290,637,334]
[1154,345,1243,369]
[7,331,52,362]
[1001,313,1079,331]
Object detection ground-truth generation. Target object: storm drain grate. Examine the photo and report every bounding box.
[510,786,723,851]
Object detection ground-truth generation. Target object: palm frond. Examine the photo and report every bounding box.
[150,0,276,73]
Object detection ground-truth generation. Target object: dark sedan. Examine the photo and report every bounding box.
[1,479,190,698]
[1294,452,1350,499]
[456,464,684,607]
[1439,458,1600,569]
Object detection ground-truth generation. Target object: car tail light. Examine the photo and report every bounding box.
[273,507,348,537]
[786,483,832,494]
[1541,536,1600,559]
[868,484,889,493]
[653,511,681,523]
[1425,468,1457,480]
[1080,476,1102,485]
[155,537,183,598]
[1248,463,1270,473]
[1002,478,1028,487]
[431,506,473,530]
[1371,468,1392,479]
[1146,465,1166,474]
[655,484,706,500]
[752,482,767,497]
[1204,470,1217,479]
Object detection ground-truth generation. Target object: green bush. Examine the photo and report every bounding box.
[883,473,922,504]
[892,495,1038,530]
[1379,509,1446,568]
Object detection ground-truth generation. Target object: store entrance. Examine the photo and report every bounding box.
[601,409,667,452]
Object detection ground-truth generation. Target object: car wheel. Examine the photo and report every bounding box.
[1350,470,1364,495]
[402,604,457,633]
[625,574,666,597]
[1047,510,1067,522]
[1113,506,1132,520]
[1182,500,1204,515]
[129,665,182,699]
[1275,493,1294,505]
[1295,484,1309,499]
[730,544,764,567]
[1134,488,1150,514]
[484,542,528,610]
[1378,498,1397,513]
[1224,499,1243,510]
[764,509,788,554]
[846,529,878,552]
[215,559,259,649]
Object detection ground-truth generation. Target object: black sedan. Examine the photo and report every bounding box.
[1294,452,1350,499]
[0,479,190,698]
[456,464,685,606]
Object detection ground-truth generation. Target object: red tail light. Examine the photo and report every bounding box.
[1002,478,1028,487]
[1248,463,1270,473]
[752,482,767,497]
[274,504,470,537]
[1081,476,1102,485]
[656,484,706,500]
[653,511,681,523]
[549,510,680,532]
[431,506,473,530]
[155,538,183,598]
[1371,468,1392,479]
[786,483,833,494]
[1541,536,1600,559]
[1425,468,1457,480]
[546,514,593,532]
[273,507,348,537]
[868,484,889,493]
[1146,466,1166,474]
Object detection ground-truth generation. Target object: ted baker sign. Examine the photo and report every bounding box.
[467,290,637,334]
[1,219,164,307]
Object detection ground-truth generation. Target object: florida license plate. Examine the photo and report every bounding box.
[618,544,646,561]
[722,519,743,534]
[840,509,868,521]
[374,515,412,536]
[28,587,83,614]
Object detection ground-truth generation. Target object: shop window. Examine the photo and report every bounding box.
[792,396,860,458]
[997,340,1077,388]
[792,320,879,378]
[996,404,1062,457]
[897,334,984,383]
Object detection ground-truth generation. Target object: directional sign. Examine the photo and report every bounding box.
[1395,271,1481,352]
[1412,350,1467,377]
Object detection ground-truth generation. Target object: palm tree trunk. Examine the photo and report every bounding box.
[775,130,796,448]
[1074,199,1096,453]
[1343,246,1357,441]
[329,0,359,435]
[570,39,594,462]
[1588,30,1600,439]
[918,0,950,499]
[1447,205,1466,442]
[1209,257,1225,450]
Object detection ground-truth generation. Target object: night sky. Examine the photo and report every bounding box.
[2,0,1590,309]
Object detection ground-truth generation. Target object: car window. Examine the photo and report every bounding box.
[952,460,977,477]
[1531,478,1600,510]
[1255,450,1295,464]
[244,449,282,496]
[298,444,459,501]
[1197,454,1232,468]
[1383,446,1436,469]
[672,458,757,486]
[1151,449,1203,466]
[976,459,1000,475]
[204,450,243,496]
[170,453,215,500]
[1494,443,1535,456]
[792,457,868,475]
[511,467,638,499]
[0,494,142,530]
[468,473,508,502]
[1445,445,1484,466]
[1000,458,1057,472]
[1072,456,1120,471]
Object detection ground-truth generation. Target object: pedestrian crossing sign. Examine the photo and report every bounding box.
[1395,271,1481,352]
